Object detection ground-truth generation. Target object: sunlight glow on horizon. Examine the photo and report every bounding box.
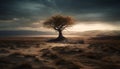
[16,21,119,32]
[68,23,118,32]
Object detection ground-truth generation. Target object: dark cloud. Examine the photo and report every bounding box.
[0,0,120,30]
[53,0,120,22]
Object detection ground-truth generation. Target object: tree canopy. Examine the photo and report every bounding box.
[43,15,75,31]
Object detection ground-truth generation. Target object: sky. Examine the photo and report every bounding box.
[0,0,120,32]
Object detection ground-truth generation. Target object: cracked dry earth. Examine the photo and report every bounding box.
[0,40,120,69]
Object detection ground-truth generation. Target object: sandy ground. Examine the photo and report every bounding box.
[0,36,120,69]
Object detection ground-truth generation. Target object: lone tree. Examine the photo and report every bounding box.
[43,15,75,41]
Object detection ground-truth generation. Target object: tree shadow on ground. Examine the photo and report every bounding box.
[46,38,84,44]
[47,37,67,43]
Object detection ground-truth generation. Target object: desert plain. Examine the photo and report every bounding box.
[0,36,120,69]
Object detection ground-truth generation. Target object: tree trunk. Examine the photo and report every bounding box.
[57,30,64,39]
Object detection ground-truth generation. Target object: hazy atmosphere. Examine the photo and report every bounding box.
[0,0,120,34]
[0,1,120,69]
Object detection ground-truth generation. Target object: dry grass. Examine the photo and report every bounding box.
[0,36,120,69]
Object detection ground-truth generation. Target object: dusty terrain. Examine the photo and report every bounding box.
[0,36,120,69]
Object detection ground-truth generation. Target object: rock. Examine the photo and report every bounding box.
[0,49,9,53]
[13,63,33,69]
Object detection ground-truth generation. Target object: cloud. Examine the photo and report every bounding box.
[0,0,120,31]
[0,0,120,21]
[0,17,41,30]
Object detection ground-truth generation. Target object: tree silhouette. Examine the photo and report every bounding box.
[43,15,75,41]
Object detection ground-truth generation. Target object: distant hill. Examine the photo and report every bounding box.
[69,30,120,36]
[0,30,120,37]
[0,30,56,37]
